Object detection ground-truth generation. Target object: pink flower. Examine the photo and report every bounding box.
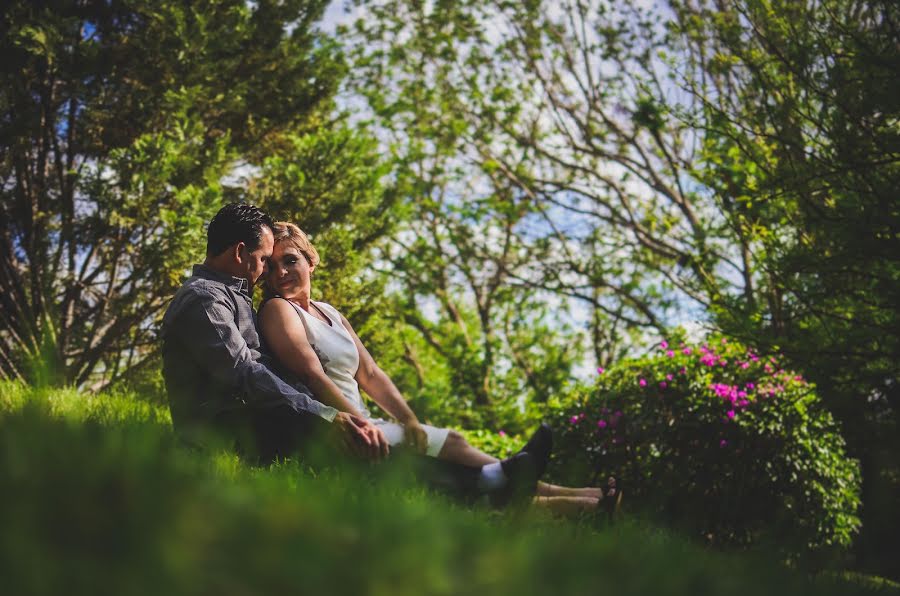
[721,338,728,344]
[570,416,579,424]
[660,381,667,389]
[660,340,669,349]
[679,367,687,375]
[666,350,675,358]
[597,367,605,375]
[682,347,692,355]
[719,439,728,448]
[740,361,750,369]
[700,354,717,366]
[498,430,507,437]
[726,410,735,420]
[597,420,608,429]
[666,374,673,381]
[639,378,647,387]
[745,382,755,390]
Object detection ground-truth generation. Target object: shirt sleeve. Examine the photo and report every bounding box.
[173,290,338,422]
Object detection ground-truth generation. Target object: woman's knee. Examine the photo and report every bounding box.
[445,429,465,447]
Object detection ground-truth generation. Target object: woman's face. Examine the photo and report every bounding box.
[267,241,314,300]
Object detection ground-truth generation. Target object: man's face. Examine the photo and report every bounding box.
[240,225,274,287]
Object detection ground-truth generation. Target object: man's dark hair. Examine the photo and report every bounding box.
[206,203,275,256]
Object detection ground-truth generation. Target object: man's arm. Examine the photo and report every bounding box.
[172,291,339,421]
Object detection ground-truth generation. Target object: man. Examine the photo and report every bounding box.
[161,202,383,460]
[161,203,548,504]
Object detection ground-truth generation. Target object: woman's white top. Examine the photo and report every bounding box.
[285,299,450,457]
[288,300,369,417]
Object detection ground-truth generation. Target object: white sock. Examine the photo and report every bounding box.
[477,462,508,490]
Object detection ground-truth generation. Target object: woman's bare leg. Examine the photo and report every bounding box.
[536,482,603,499]
[532,496,600,516]
[436,430,498,466]
[538,476,618,499]
[436,430,613,500]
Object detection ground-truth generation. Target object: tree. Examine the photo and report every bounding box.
[347,0,729,422]
[245,124,401,351]
[372,177,585,429]
[0,0,345,387]
[668,0,899,572]
[348,0,899,572]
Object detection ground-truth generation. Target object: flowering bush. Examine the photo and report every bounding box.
[547,335,861,555]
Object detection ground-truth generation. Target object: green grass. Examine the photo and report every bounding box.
[0,381,894,595]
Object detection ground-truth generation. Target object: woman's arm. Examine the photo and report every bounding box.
[339,313,421,425]
[258,298,364,416]
[340,313,428,453]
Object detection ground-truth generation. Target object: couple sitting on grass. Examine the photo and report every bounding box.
[162,203,620,516]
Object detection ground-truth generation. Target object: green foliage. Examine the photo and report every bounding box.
[460,428,522,459]
[350,0,897,573]
[675,0,900,427]
[670,0,900,573]
[547,335,861,557]
[0,382,883,595]
[0,0,345,387]
[347,0,590,428]
[246,125,400,343]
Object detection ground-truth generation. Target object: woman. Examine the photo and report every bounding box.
[259,222,619,515]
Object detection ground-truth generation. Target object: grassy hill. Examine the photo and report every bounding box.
[0,381,894,595]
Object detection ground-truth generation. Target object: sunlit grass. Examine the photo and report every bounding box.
[0,381,891,595]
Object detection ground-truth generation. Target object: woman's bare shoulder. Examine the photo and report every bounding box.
[259,297,297,320]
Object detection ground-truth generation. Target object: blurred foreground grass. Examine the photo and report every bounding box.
[0,381,894,595]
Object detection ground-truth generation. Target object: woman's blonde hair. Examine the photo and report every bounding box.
[272,221,320,268]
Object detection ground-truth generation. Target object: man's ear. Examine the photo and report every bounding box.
[233,241,247,264]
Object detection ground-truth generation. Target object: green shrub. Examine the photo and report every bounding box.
[461,427,522,459]
[546,334,861,556]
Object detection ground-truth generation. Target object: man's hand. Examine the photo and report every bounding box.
[332,412,390,461]
[403,420,429,455]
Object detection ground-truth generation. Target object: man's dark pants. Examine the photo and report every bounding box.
[211,405,483,502]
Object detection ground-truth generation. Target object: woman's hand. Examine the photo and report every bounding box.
[332,412,390,461]
[403,420,429,454]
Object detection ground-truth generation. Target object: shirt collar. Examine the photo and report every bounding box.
[191,264,251,295]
